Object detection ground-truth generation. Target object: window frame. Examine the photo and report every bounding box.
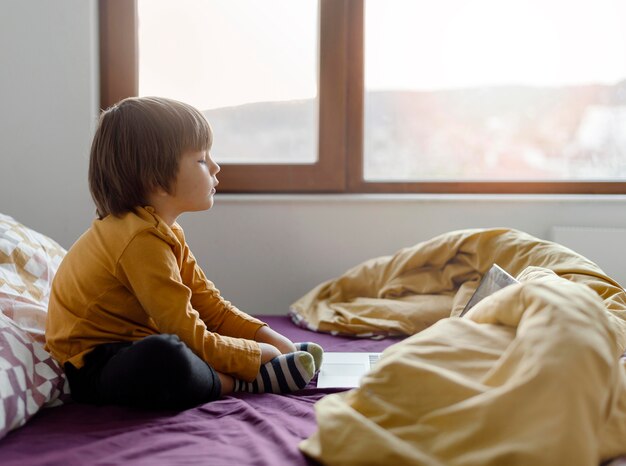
[99,0,626,194]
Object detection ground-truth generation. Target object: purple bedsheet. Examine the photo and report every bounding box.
[0,316,401,466]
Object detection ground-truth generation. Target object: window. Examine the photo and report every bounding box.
[100,0,626,193]
[138,0,318,166]
[100,0,346,192]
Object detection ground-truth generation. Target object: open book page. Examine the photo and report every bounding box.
[317,352,381,388]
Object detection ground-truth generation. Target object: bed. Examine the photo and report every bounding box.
[0,315,398,466]
[3,213,626,466]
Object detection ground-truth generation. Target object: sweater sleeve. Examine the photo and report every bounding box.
[179,243,267,339]
[116,230,261,381]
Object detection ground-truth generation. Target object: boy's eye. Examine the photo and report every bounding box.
[198,159,207,164]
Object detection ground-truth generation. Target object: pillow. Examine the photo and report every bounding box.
[0,213,66,343]
[0,311,68,439]
[0,213,69,439]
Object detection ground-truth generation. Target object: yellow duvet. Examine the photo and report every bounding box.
[295,229,626,465]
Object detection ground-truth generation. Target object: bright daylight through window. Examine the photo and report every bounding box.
[363,0,626,181]
[130,0,626,191]
[137,0,319,165]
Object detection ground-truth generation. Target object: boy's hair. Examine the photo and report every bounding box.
[89,96,212,219]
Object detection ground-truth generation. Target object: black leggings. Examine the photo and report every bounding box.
[65,334,222,410]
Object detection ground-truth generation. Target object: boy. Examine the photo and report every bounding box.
[45,97,322,409]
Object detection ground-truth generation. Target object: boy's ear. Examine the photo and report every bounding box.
[150,184,171,197]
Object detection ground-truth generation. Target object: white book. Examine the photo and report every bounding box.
[317,352,382,388]
[460,263,519,317]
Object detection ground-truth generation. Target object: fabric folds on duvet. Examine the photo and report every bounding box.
[295,228,626,465]
[290,228,626,346]
[300,275,626,465]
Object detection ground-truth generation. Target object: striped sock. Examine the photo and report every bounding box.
[234,351,315,394]
[294,342,324,372]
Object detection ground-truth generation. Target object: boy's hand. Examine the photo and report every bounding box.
[256,326,297,355]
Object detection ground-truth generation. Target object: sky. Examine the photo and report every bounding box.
[138,0,318,109]
[138,0,626,111]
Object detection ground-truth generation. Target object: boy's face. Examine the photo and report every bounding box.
[166,149,220,215]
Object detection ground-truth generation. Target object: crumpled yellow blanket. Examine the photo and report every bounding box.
[290,228,626,345]
[295,229,626,465]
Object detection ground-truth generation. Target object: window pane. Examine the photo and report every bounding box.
[364,0,626,181]
[138,0,319,164]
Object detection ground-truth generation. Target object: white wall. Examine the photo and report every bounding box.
[0,0,98,243]
[2,2,626,316]
[180,195,626,314]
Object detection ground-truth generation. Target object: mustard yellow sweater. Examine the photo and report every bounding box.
[45,206,265,381]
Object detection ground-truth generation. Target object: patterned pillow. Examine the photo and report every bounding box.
[0,213,66,343]
[0,213,69,439]
[0,311,68,439]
